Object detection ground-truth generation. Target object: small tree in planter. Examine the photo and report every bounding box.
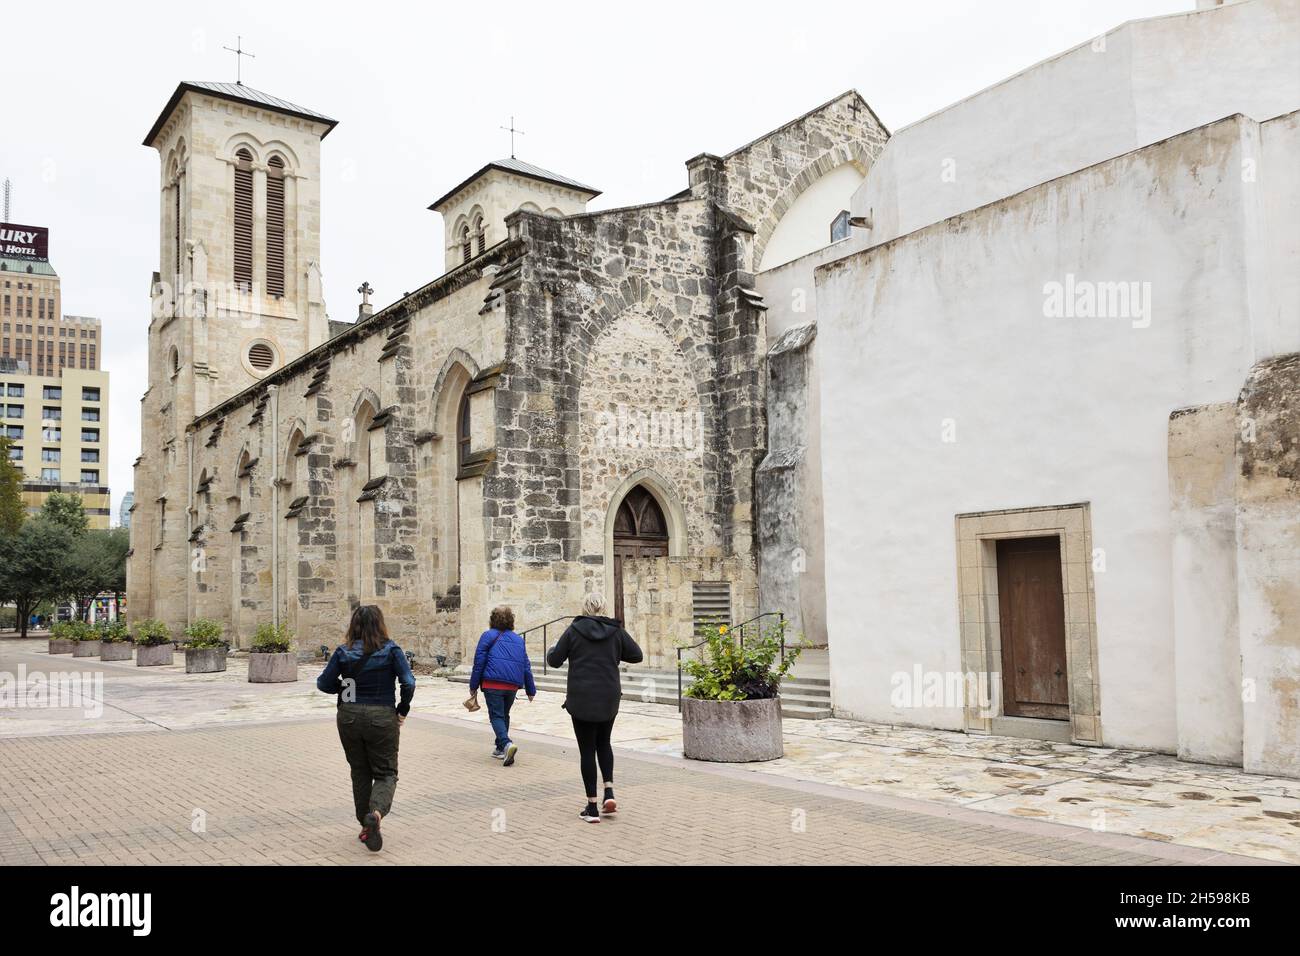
[47,621,77,655]
[248,622,298,683]
[183,618,228,674]
[69,620,102,658]
[678,619,802,762]
[98,620,133,661]
[134,618,174,667]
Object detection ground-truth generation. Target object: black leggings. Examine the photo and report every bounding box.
[571,716,615,798]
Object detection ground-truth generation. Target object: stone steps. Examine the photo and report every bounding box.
[450,660,831,719]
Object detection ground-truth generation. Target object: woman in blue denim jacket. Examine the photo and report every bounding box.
[316,604,416,852]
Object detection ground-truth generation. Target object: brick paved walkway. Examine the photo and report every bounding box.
[0,714,1215,866]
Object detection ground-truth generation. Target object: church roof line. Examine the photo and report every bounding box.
[188,240,520,432]
[721,89,890,160]
[144,81,339,146]
[428,157,601,212]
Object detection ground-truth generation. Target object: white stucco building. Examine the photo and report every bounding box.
[761,0,1300,776]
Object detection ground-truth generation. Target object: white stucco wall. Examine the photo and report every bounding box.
[759,163,865,271]
[815,113,1294,750]
[851,0,1300,247]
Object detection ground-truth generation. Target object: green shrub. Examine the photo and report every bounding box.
[183,618,227,649]
[58,620,97,642]
[97,620,131,643]
[133,618,172,647]
[678,618,803,701]
[250,622,294,653]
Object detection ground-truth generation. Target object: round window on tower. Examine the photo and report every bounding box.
[242,339,280,377]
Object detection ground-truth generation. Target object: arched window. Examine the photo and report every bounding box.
[266,156,286,297]
[472,213,486,255]
[233,148,254,291]
[169,345,180,375]
[612,486,670,623]
[460,224,472,264]
[457,390,471,467]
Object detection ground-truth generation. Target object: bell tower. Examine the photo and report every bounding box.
[143,80,337,415]
[127,81,336,628]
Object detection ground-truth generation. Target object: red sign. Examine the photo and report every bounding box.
[0,222,49,261]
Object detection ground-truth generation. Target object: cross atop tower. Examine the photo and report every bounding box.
[223,36,256,85]
[499,116,526,159]
[357,281,373,306]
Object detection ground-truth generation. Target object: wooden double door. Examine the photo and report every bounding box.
[996,536,1069,720]
[612,486,669,624]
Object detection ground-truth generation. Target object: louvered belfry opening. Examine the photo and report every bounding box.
[233,148,254,292]
[247,342,275,371]
[173,172,182,283]
[266,155,286,297]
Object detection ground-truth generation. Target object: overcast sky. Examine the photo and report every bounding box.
[3,0,1189,520]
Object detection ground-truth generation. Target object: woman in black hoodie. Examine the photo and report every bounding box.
[546,592,643,823]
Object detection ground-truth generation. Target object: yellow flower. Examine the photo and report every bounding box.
[718,625,729,635]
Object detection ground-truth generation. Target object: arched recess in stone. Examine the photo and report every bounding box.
[281,423,307,629]
[429,352,480,595]
[753,143,874,271]
[578,307,710,570]
[342,391,380,606]
[600,470,689,620]
[230,447,252,639]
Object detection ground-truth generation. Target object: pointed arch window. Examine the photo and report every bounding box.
[233,149,254,291]
[266,156,286,297]
[457,390,471,466]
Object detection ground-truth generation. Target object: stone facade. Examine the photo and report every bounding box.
[126,83,888,667]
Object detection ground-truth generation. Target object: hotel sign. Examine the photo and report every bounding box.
[0,223,49,261]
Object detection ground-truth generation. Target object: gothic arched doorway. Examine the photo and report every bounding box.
[612,485,670,623]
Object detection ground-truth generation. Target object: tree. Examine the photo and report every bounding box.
[0,516,75,637]
[41,491,88,536]
[63,527,129,621]
[0,436,24,536]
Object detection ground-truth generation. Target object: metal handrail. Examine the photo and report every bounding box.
[518,616,573,675]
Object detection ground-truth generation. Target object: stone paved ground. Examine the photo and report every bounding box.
[0,637,1288,866]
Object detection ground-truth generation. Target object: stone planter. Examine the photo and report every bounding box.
[72,640,102,658]
[136,643,174,667]
[101,642,134,662]
[185,646,228,674]
[248,652,298,683]
[682,696,784,762]
[48,639,75,655]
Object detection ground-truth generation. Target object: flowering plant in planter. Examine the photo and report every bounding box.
[248,622,298,683]
[183,618,227,650]
[133,619,172,646]
[97,620,131,643]
[677,618,804,763]
[250,622,293,653]
[679,619,801,701]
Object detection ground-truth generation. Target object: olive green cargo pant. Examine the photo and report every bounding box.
[336,704,400,825]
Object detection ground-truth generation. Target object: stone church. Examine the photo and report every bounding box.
[125,78,885,668]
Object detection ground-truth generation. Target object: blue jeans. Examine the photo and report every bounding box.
[483,688,517,750]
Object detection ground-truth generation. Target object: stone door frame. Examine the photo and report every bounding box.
[955,502,1102,745]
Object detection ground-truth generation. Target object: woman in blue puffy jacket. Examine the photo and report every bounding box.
[467,606,536,766]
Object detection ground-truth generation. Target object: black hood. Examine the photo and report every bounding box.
[571,615,622,641]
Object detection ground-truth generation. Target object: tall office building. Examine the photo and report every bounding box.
[0,222,110,527]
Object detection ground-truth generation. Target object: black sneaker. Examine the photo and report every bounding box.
[502,743,518,767]
[602,788,617,814]
[362,811,383,852]
[579,803,600,824]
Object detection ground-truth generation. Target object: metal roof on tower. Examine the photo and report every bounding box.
[144,81,339,146]
[428,157,600,211]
